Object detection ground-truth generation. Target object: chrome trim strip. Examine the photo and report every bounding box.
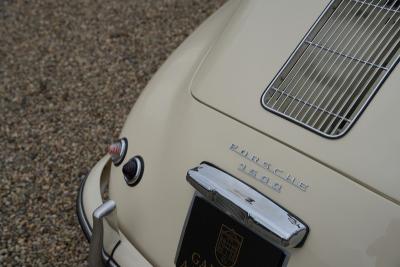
[134,157,142,180]
[186,164,308,248]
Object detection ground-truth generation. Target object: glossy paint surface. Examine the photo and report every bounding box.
[84,0,400,266]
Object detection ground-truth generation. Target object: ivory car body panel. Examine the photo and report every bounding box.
[77,0,400,266]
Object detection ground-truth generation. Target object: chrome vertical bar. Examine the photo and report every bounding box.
[88,200,117,267]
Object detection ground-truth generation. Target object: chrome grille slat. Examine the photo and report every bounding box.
[304,41,388,70]
[275,0,372,115]
[261,0,400,138]
[270,87,352,123]
[312,0,400,131]
[326,15,400,133]
[295,0,390,124]
[353,0,400,13]
[306,0,398,130]
[264,0,355,107]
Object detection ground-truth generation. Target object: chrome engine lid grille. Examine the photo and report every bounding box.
[261,0,400,138]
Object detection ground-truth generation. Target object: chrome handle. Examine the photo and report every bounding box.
[187,163,308,248]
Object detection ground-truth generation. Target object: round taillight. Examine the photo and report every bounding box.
[108,138,128,166]
[122,156,144,186]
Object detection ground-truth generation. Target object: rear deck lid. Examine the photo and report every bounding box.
[191,0,400,203]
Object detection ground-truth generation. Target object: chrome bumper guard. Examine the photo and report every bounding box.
[76,176,120,267]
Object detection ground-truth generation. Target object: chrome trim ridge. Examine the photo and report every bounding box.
[186,164,309,248]
[76,176,119,267]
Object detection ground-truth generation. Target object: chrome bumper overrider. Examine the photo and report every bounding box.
[76,176,120,267]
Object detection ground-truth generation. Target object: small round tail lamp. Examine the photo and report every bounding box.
[107,138,128,166]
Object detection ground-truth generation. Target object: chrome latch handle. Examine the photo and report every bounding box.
[187,164,308,248]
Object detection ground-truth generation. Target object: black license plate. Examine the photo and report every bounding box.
[176,196,286,267]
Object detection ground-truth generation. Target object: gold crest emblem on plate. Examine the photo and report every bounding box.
[215,224,243,267]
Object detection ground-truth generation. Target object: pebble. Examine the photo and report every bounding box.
[0,0,225,265]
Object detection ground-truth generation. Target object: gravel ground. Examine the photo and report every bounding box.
[0,0,224,265]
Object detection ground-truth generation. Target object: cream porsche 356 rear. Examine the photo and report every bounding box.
[77,0,400,266]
